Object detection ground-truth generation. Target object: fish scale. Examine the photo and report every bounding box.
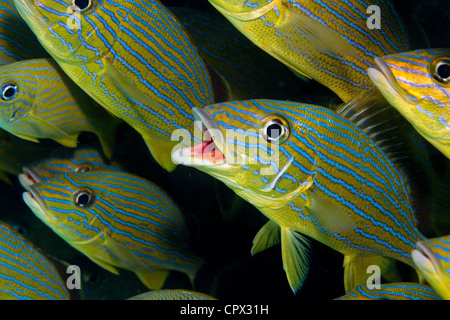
[23,170,203,290]
[208,0,410,102]
[0,221,70,300]
[13,0,225,171]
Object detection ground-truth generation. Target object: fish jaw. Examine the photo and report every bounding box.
[22,187,52,224]
[412,241,450,300]
[18,167,42,190]
[172,107,227,167]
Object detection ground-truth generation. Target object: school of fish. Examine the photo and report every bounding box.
[0,0,449,301]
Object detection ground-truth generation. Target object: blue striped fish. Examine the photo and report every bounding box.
[412,235,450,300]
[0,0,48,64]
[336,282,442,300]
[13,0,228,172]
[207,0,410,102]
[172,99,426,294]
[0,220,71,300]
[128,289,216,300]
[18,146,123,189]
[0,58,120,158]
[368,48,450,160]
[22,170,203,290]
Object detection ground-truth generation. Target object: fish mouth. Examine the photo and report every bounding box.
[368,57,418,106]
[18,167,42,191]
[172,107,226,166]
[22,186,49,218]
[412,240,443,277]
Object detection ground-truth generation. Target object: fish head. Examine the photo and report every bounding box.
[13,0,120,63]
[208,0,278,20]
[19,147,110,190]
[412,236,450,300]
[0,64,38,124]
[368,49,450,142]
[22,172,103,244]
[173,100,317,210]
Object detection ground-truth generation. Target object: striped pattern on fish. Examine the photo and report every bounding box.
[0,221,70,300]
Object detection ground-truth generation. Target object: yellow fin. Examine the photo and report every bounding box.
[343,255,399,293]
[95,117,121,159]
[143,137,177,172]
[306,191,357,233]
[136,270,170,290]
[0,171,12,184]
[280,227,310,294]
[27,113,78,147]
[10,132,40,143]
[251,220,281,256]
[89,256,120,275]
[103,233,150,271]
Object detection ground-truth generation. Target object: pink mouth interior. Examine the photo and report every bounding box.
[188,139,225,164]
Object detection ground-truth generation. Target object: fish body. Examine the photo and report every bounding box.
[336,282,441,300]
[13,0,224,171]
[368,48,450,160]
[22,170,203,290]
[128,289,216,300]
[0,220,70,300]
[0,58,120,158]
[412,235,450,300]
[0,0,48,64]
[18,146,124,189]
[173,99,425,293]
[207,0,409,102]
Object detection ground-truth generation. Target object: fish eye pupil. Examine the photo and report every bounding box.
[266,123,282,140]
[75,165,91,173]
[437,63,450,81]
[74,190,94,208]
[1,84,18,101]
[73,0,91,11]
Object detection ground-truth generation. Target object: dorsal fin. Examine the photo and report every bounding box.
[336,88,435,235]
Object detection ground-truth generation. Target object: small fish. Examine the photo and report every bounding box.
[0,0,48,64]
[0,220,71,300]
[22,170,203,290]
[0,58,120,158]
[128,289,216,300]
[172,99,426,293]
[412,235,450,300]
[207,0,410,102]
[336,282,442,300]
[13,0,228,172]
[18,146,124,189]
[368,48,450,160]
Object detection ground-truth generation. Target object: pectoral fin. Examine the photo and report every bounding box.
[280,227,310,294]
[306,191,357,233]
[251,220,281,255]
[27,113,78,147]
[88,256,120,275]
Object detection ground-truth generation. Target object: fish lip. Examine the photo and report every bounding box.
[413,240,443,275]
[18,167,42,190]
[172,107,226,166]
[371,57,418,105]
[22,186,49,215]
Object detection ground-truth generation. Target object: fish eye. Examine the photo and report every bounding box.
[1,83,18,101]
[73,189,95,208]
[260,114,290,144]
[75,164,93,173]
[430,57,450,84]
[72,0,92,12]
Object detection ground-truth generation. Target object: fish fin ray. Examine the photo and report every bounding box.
[136,270,170,290]
[26,113,78,147]
[281,227,310,294]
[143,137,177,172]
[251,220,281,255]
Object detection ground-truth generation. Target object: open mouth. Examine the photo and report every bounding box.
[22,185,49,215]
[367,57,418,105]
[18,167,42,190]
[172,107,226,166]
[412,240,442,275]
